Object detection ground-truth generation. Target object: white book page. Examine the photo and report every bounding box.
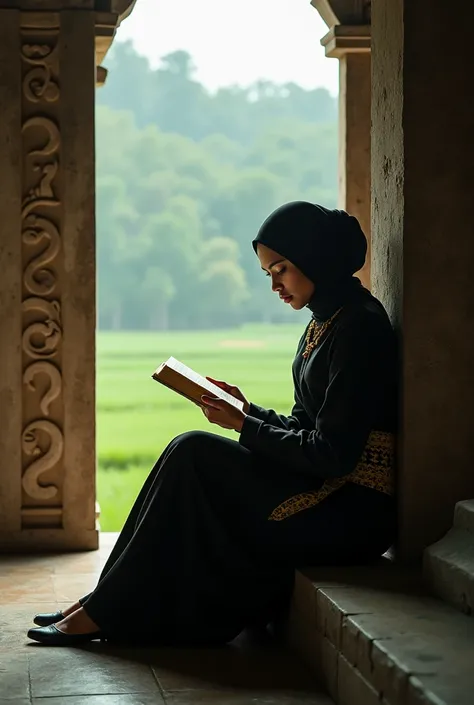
[166,357,244,411]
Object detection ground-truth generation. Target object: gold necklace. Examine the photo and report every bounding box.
[302,307,343,359]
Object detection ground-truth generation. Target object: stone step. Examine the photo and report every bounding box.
[283,561,474,705]
[424,500,474,616]
[454,499,474,533]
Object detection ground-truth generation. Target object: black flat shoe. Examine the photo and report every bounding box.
[33,611,65,627]
[27,625,103,646]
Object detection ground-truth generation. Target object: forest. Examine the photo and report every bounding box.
[96,41,338,330]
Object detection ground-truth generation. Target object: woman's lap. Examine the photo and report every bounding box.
[80,429,394,641]
[124,429,395,566]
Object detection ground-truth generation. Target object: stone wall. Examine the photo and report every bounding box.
[372,0,474,559]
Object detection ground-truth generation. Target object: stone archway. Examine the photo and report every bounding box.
[5,0,474,563]
[0,1,135,552]
[0,0,373,553]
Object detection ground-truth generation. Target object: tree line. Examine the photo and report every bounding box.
[96,42,338,330]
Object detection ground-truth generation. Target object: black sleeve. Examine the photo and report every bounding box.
[247,398,312,431]
[245,326,312,432]
[239,316,392,479]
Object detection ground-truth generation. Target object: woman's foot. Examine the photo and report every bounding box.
[55,607,100,635]
[28,608,102,645]
[33,600,82,627]
[61,600,82,618]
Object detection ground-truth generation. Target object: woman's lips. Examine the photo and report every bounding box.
[280,294,293,303]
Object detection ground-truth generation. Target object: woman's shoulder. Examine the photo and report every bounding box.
[342,288,392,327]
[334,289,395,350]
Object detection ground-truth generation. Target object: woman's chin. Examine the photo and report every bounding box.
[289,298,304,311]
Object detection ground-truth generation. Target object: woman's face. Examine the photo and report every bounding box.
[257,243,315,310]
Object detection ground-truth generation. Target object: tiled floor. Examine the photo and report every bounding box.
[0,534,334,705]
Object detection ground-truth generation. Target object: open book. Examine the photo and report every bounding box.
[151,356,244,411]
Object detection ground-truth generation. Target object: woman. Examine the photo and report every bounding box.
[28,201,397,646]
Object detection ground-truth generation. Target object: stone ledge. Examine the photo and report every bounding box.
[454,500,474,534]
[320,25,371,58]
[424,500,474,616]
[284,561,474,705]
[0,528,99,552]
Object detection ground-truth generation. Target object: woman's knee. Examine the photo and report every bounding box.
[150,431,211,475]
[144,432,214,494]
[171,430,217,453]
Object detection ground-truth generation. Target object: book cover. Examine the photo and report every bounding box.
[152,357,244,411]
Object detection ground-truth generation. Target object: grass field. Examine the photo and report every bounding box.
[96,322,305,530]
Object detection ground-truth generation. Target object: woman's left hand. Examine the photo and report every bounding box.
[201,395,247,432]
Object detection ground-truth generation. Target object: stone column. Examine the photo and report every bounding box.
[372,0,474,560]
[321,25,371,289]
[0,6,98,551]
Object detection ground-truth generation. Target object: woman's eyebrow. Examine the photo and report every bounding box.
[261,258,285,272]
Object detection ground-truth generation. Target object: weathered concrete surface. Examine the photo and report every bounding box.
[424,500,474,617]
[286,564,474,705]
[371,0,474,560]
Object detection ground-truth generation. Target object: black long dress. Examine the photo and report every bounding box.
[82,284,397,645]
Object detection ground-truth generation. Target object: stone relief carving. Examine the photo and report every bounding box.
[21,31,63,511]
[23,215,60,296]
[23,362,62,417]
[21,43,59,103]
[22,116,60,156]
[32,160,58,199]
[22,117,60,214]
[22,420,63,500]
[22,297,62,359]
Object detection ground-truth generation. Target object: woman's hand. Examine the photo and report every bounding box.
[201,395,247,432]
[206,377,250,414]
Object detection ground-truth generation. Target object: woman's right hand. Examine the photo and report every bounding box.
[206,377,250,414]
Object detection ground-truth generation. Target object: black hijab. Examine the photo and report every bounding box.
[252,201,367,321]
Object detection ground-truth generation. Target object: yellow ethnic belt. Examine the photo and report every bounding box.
[268,430,395,522]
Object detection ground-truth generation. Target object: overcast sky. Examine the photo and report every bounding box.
[116,0,339,95]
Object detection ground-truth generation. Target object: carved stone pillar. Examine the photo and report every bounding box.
[320,25,371,289]
[312,2,372,288]
[0,7,98,550]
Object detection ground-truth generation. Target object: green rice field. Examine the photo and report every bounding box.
[96,323,305,530]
